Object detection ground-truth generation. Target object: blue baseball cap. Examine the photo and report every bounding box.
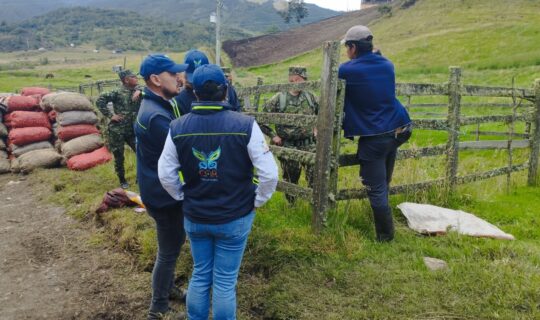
[139,54,188,80]
[192,64,227,93]
[184,50,209,83]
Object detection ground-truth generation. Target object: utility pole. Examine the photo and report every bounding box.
[216,0,223,66]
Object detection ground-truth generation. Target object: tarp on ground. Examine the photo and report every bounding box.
[397,202,515,240]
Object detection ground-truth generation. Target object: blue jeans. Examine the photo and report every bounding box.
[148,205,186,313]
[184,211,255,320]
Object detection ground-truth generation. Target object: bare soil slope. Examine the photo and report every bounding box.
[223,7,381,67]
[0,173,149,320]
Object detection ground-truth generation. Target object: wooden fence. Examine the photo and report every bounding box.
[236,41,540,233]
[61,42,540,233]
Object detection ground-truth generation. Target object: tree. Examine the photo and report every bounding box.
[278,0,309,24]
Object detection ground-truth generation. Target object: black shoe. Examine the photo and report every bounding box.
[120,181,130,189]
[373,208,395,242]
[169,286,187,303]
[147,308,186,320]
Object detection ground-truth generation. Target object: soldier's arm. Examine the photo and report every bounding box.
[260,94,279,138]
[95,91,118,118]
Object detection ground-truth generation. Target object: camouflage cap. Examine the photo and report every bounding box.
[289,66,307,79]
[118,69,136,80]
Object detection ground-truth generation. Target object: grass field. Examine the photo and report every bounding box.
[4,0,540,318]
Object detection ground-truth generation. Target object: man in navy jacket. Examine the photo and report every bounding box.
[339,25,412,242]
[135,54,188,320]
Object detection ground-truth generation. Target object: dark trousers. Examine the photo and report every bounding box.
[357,128,412,240]
[147,204,186,313]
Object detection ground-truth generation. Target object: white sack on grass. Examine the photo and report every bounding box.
[397,202,515,240]
[57,111,98,126]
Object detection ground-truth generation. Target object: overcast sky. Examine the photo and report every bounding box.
[305,0,362,12]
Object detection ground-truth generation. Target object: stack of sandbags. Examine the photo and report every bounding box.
[46,92,112,171]
[5,92,54,157]
[0,96,9,173]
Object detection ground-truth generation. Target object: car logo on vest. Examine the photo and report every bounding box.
[192,147,221,181]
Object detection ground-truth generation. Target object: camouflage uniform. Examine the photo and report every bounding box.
[261,67,319,202]
[96,70,142,184]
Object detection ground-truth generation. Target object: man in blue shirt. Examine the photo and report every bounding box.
[135,54,188,320]
[339,25,412,242]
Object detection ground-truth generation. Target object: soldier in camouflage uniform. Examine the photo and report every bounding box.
[261,67,319,203]
[96,70,143,189]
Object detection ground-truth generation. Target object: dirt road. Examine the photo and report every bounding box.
[0,174,149,320]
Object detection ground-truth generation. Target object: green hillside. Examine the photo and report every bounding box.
[0,7,249,52]
[242,0,540,88]
[0,0,339,34]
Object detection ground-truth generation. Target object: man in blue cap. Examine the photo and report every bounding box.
[174,50,242,115]
[158,64,278,320]
[174,49,209,115]
[135,54,188,320]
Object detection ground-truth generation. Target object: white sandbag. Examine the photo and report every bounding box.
[0,139,6,150]
[11,149,62,173]
[60,133,103,158]
[57,111,98,126]
[0,158,10,174]
[49,92,94,112]
[397,202,515,240]
[11,141,54,157]
[0,150,7,159]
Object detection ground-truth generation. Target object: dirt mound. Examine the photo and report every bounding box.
[223,7,381,67]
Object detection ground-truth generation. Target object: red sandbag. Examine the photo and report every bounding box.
[21,87,50,98]
[48,110,57,122]
[4,111,51,129]
[6,96,40,112]
[67,146,112,171]
[57,124,100,142]
[8,127,52,146]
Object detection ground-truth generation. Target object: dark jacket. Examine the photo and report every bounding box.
[135,88,182,211]
[338,52,411,137]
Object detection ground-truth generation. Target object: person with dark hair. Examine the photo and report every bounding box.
[135,54,188,320]
[96,69,142,189]
[339,25,412,242]
[221,67,242,112]
[158,64,278,320]
[173,50,209,115]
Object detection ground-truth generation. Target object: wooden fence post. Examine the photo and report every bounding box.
[328,80,345,210]
[445,67,462,190]
[527,79,540,186]
[312,41,340,233]
[254,77,263,110]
